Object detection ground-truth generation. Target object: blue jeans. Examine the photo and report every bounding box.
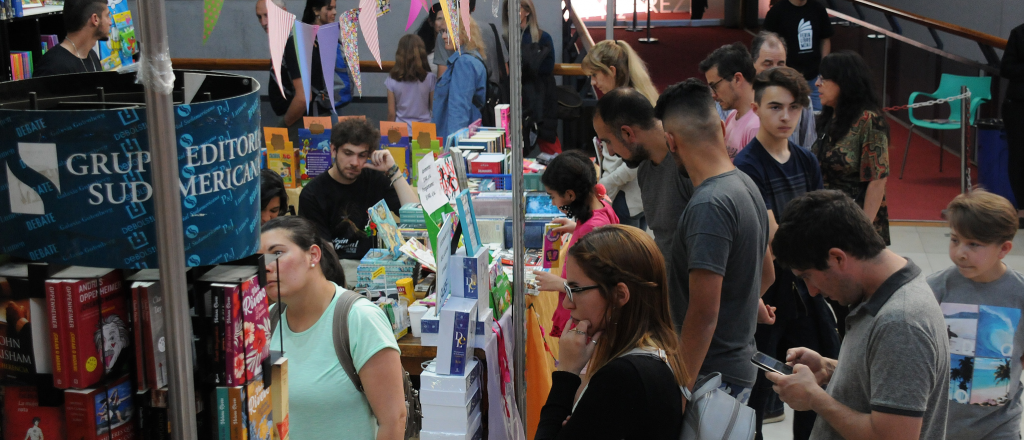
[719,380,753,405]
[807,79,821,112]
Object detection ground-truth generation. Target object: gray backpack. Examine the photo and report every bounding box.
[625,349,755,440]
[270,290,422,439]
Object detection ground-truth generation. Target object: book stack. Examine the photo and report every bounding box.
[194,265,271,387]
[39,34,58,53]
[419,358,483,440]
[355,249,417,291]
[214,373,274,440]
[64,375,138,440]
[127,270,168,393]
[9,51,32,80]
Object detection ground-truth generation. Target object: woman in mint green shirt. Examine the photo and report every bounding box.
[261,217,406,440]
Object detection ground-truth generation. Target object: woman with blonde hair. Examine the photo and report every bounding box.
[582,40,659,105]
[386,34,435,128]
[432,17,488,138]
[536,224,687,439]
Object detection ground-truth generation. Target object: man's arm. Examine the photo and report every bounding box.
[679,269,722,389]
[821,38,831,57]
[760,245,775,296]
[392,174,419,205]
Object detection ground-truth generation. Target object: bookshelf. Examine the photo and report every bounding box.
[0,6,65,82]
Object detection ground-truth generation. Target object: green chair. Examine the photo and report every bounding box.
[899,74,991,179]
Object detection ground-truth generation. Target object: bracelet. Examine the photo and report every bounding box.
[390,173,404,186]
[386,164,400,179]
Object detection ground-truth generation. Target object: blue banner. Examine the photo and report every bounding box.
[0,92,262,268]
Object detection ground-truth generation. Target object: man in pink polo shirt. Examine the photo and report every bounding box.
[700,43,759,159]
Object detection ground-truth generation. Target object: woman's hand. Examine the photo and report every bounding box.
[531,270,564,292]
[549,217,576,235]
[558,319,601,376]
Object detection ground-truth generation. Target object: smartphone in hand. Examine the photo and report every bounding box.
[751,351,793,375]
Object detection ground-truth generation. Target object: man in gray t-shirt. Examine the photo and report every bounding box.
[769,190,949,440]
[929,266,1024,440]
[655,79,774,398]
[593,89,695,258]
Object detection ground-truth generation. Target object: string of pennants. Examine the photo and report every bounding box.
[202,0,502,112]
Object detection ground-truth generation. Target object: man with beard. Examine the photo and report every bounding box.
[36,0,109,76]
[298,118,418,260]
[657,78,774,399]
[592,88,695,259]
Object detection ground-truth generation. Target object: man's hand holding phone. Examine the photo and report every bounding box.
[765,364,823,412]
[786,347,833,386]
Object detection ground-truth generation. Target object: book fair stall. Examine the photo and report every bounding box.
[0,0,547,437]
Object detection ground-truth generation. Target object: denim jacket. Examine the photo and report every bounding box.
[432,49,488,139]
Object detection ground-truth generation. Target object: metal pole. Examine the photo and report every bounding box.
[138,0,197,437]
[626,0,641,31]
[638,0,657,43]
[606,0,614,40]
[508,0,527,429]
[960,85,968,194]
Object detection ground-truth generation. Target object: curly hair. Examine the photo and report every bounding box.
[330,118,380,152]
[817,51,887,144]
[569,224,690,387]
[540,150,597,223]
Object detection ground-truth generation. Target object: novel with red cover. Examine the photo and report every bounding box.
[46,279,70,388]
[140,281,167,389]
[3,385,65,440]
[65,375,138,440]
[213,282,244,386]
[56,267,129,389]
[129,282,147,391]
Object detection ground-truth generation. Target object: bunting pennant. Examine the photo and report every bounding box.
[202,0,224,43]
[293,19,318,113]
[317,23,341,111]
[376,0,391,17]
[439,0,459,51]
[339,8,363,97]
[405,0,424,31]
[267,0,295,95]
[359,0,383,68]
[459,0,471,42]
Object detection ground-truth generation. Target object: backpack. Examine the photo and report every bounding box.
[624,349,755,440]
[270,290,422,439]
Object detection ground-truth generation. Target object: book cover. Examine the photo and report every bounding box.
[450,247,489,314]
[139,281,167,389]
[240,275,270,382]
[296,128,331,179]
[228,386,246,440]
[129,283,147,392]
[214,283,244,386]
[270,355,289,440]
[436,297,477,375]
[3,386,64,440]
[46,279,69,388]
[245,375,274,440]
[0,266,53,382]
[60,268,128,389]
[65,375,137,440]
[264,127,296,189]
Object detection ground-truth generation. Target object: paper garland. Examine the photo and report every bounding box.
[293,20,318,113]
[359,0,383,68]
[439,0,459,51]
[339,9,363,97]
[405,0,425,31]
[377,0,391,17]
[316,23,341,111]
[267,0,295,95]
[202,0,224,43]
[459,0,471,42]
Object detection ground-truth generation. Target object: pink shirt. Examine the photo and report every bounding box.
[549,201,620,337]
[725,108,760,160]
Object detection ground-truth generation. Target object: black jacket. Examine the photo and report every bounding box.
[1002,23,1024,101]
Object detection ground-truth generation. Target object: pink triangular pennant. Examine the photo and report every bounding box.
[359,0,382,68]
[405,0,424,31]
[293,19,318,113]
[339,9,363,97]
[317,23,341,111]
[459,0,471,42]
[266,0,295,94]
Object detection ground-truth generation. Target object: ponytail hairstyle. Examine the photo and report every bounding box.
[569,225,689,387]
[391,34,431,82]
[540,150,598,224]
[581,40,659,105]
[261,216,346,287]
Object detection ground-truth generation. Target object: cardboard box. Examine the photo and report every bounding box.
[435,298,477,375]
[421,384,482,432]
[449,247,490,313]
[420,308,490,348]
[419,411,483,440]
[420,358,481,395]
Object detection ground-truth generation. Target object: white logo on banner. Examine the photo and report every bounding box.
[7,143,61,215]
[798,19,813,51]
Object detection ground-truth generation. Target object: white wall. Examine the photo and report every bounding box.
[136,0,562,98]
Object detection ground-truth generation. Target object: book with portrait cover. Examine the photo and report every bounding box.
[3,385,64,440]
[64,375,137,440]
[0,264,53,383]
[54,267,129,389]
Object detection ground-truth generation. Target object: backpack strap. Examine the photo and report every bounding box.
[333,290,365,393]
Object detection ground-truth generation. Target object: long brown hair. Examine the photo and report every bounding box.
[390,34,431,82]
[568,225,689,386]
[581,40,659,105]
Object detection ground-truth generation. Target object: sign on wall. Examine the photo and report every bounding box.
[0,92,262,269]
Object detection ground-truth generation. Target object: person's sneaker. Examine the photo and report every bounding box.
[763,411,786,424]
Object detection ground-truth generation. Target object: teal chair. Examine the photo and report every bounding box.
[898,74,991,179]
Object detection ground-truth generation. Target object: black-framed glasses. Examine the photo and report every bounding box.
[564,281,600,303]
[708,78,726,93]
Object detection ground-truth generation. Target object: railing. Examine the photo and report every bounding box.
[171,58,586,76]
[834,0,1007,66]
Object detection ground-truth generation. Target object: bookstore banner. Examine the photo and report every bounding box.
[0,92,262,268]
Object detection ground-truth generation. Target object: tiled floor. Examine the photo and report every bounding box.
[762,224,1024,439]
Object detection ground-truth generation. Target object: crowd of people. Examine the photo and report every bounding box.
[244,1,1024,439]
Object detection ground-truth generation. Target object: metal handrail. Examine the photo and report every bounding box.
[171,58,586,76]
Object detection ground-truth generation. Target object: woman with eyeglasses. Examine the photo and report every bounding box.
[812,51,891,245]
[536,224,687,439]
[260,216,407,440]
[532,150,619,337]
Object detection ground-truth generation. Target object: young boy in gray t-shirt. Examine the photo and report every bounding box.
[927,190,1024,440]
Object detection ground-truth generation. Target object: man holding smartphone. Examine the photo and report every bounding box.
[766,191,948,440]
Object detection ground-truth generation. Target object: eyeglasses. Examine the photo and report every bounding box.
[563,281,599,303]
[708,78,726,92]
